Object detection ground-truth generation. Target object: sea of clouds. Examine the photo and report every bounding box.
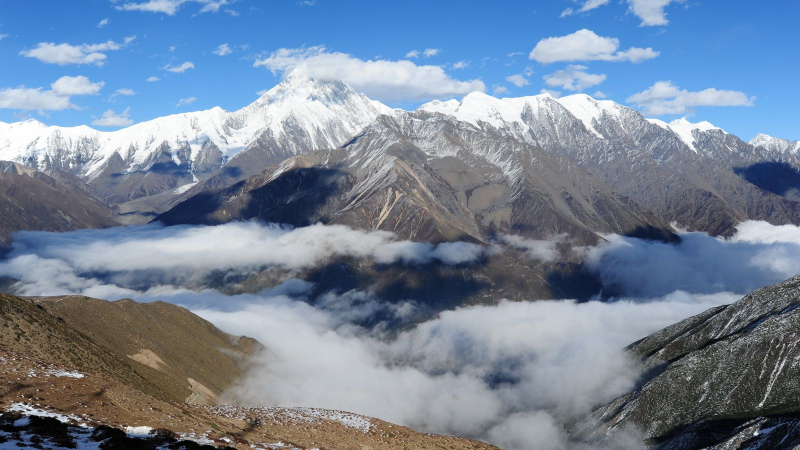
[1,219,800,449]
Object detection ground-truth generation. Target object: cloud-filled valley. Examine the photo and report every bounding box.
[1,219,800,448]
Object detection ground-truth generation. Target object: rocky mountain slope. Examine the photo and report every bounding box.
[0,162,117,253]
[0,293,497,449]
[0,293,256,404]
[574,274,800,449]
[0,74,389,222]
[2,75,799,237]
[33,295,261,405]
[157,110,676,245]
[420,92,800,236]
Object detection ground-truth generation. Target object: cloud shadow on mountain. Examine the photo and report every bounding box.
[734,162,800,199]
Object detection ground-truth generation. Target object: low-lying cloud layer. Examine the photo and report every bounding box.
[190,289,736,450]
[0,222,488,297]
[1,219,799,449]
[585,220,800,297]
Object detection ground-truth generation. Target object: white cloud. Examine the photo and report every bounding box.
[115,0,230,15]
[0,88,74,111]
[163,61,195,73]
[423,48,440,58]
[585,221,800,297]
[627,0,684,26]
[0,34,8,41]
[451,61,469,70]
[405,50,420,59]
[560,0,609,17]
[297,0,316,5]
[213,43,232,56]
[97,18,109,28]
[492,85,508,95]
[201,291,734,450]
[109,88,136,101]
[176,96,197,107]
[20,37,136,66]
[0,76,103,111]
[543,65,606,91]
[146,76,160,82]
[91,107,133,127]
[2,219,799,448]
[50,76,105,96]
[499,234,564,262]
[626,80,755,115]
[540,88,562,98]
[593,90,608,99]
[529,29,659,64]
[506,74,530,87]
[0,222,491,296]
[254,46,486,102]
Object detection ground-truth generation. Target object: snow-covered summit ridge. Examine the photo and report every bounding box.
[420,91,638,140]
[749,133,800,154]
[664,117,725,152]
[0,74,389,179]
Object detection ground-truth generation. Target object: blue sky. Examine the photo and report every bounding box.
[0,0,798,140]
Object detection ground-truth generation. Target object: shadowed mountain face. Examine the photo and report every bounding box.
[573,274,800,449]
[0,162,117,253]
[157,112,676,246]
[3,77,800,236]
[734,161,800,202]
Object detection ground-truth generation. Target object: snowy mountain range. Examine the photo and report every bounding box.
[1,74,799,236]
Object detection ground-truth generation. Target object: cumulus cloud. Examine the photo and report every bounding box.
[451,60,469,70]
[0,76,103,111]
[163,61,195,73]
[405,50,420,59]
[115,0,230,15]
[213,43,232,56]
[560,0,609,17]
[50,76,105,96]
[529,29,659,64]
[506,74,530,87]
[492,85,509,95]
[626,80,755,115]
[253,46,486,102]
[627,0,684,26]
[423,48,440,57]
[593,90,608,99]
[175,96,197,107]
[97,18,109,28]
[20,37,136,66]
[544,65,606,91]
[91,107,133,127]
[146,76,160,82]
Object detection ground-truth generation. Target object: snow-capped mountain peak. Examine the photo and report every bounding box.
[0,75,390,182]
[666,117,724,152]
[748,133,800,154]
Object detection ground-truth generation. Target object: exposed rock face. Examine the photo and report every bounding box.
[0,161,117,253]
[157,111,675,245]
[0,75,388,218]
[574,274,800,449]
[2,78,799,236]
